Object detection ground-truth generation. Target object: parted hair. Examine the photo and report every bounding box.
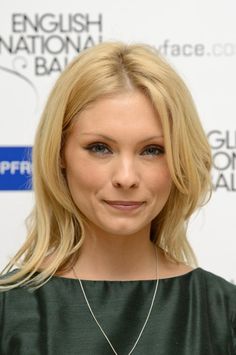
[0,41,212,291]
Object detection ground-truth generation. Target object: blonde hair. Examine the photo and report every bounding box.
[0,41,212,291]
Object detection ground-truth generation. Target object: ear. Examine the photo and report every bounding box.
[60,148,66,169]
[60,159,66,169]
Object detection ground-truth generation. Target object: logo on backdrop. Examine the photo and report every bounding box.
[0,13,103,79]
[0,147,32,191]
[208,130,236,192]
[157,39,236,57]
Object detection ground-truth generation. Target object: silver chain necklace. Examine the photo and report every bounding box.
[72,245,159,355]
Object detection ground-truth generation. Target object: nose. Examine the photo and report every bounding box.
[111,156,140,189]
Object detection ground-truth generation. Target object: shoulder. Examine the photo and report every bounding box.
[0,269,50,299]
[197,267,236,293]
[158,249,236,305]
[196,268,236,330]
[0,269,31,322]
[0,269,31,297]
[0,269,57,319]
[194,268,236,314]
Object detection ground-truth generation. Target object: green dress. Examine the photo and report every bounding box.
[0,267,236,354]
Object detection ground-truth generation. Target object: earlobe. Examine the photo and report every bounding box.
[60,154,66,169]
[60,160,66,169]
[60,145,66,169]
[60,137,67,169]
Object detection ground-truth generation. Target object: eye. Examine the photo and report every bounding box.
[142,145,165,156]
[84,143,165,157]
[85,143,111,155]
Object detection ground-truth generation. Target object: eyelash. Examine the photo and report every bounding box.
[84,142,165,157]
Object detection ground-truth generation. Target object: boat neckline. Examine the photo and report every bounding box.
[46,267,201,283]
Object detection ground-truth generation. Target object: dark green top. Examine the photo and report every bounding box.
[0,267,236,354]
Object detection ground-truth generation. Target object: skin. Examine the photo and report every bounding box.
[59,90,193,280]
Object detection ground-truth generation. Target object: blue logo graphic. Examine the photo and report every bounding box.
[0,147,32,191]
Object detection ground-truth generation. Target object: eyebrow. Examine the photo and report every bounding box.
[81,133,164,143]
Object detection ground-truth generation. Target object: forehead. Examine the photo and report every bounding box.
[72,91,163,135]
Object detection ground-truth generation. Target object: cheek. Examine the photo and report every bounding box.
[66,158,105,196]
[148,164,172,194]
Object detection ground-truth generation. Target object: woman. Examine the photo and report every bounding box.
[0,41,235,354]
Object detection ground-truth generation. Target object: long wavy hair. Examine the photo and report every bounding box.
[0,41,212,291]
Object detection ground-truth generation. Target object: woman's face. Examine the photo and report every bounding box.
[63,90,172,237]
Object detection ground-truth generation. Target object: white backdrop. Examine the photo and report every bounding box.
[0,0,235,283]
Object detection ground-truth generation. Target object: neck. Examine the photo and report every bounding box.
[74,224,157,281]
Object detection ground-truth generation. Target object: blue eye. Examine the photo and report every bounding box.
[143,146,164,156]
[85,143,164,156]
[86,143,110,154]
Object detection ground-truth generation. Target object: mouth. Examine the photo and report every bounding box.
[104,200,145,211]
[104,200,144,206]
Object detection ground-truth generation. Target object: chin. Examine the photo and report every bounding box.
[102,224,146,236]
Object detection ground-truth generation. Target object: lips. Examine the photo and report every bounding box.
[105,200,144,206]
[104,200,144,211]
